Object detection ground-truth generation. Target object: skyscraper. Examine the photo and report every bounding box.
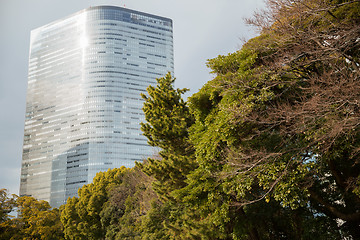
[20,6,173,208]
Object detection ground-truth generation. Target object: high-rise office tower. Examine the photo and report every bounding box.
[20,6,173,208]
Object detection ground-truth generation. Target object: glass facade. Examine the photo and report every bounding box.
[20,6,173,208]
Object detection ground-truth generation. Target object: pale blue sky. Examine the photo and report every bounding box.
[0,0,264,195]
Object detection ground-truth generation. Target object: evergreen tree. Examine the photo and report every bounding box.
[140,73,196,199]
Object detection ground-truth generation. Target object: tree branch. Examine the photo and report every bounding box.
[308,189,360,222]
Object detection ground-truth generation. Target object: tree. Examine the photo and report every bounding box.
[0,193,64,240]
[180,0,360,238]
[100,166,157,240]
[61,167,125,239]
[140,72,196,199]
[138,73,206,238]
[0,189,16,224]
[17,196,64,240]
[0,189,17,239]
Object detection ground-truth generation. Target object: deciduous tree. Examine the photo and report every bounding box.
[0,193,64,240]
[61,167,125,239]
[181,0,360,238]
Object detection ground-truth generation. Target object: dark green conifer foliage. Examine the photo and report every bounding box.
[139,72,196,199]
